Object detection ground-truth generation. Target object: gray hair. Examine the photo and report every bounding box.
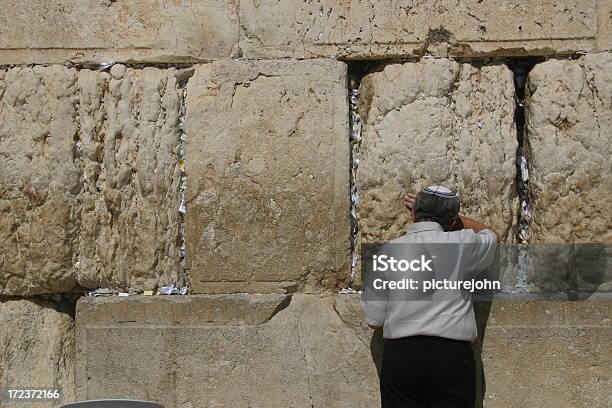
[414,190,460,226]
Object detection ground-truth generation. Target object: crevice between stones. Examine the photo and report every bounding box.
[506,57,541,292]
[176,69,193,293]
[344,61,380,291]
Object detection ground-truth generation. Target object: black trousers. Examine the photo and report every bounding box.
[380,335,476,408]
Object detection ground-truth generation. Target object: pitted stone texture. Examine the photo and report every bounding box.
[357,59,518,246]
[77,65,183,292]
[0,0,239,64]
[0,298,75,407]
[76,294,380,408]
[526,54,612,243]
[185,60,350,293]
[0,66,80,294]
[0,65,183,295]
[525,53,612,292]
[240,0,602,59]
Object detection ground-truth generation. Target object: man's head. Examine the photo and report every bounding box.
[411,185,460,230]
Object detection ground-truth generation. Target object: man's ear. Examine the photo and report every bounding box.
[411,207,416,222]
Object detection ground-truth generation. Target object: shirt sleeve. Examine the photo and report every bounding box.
[459,228,498,279]
[360,299,387,327]
[360,243,390,328]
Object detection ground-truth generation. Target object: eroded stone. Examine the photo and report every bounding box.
[185,59,350,293]
[357,59,518,245]
[525,52,612,292]
[0,298,75,407]
[240,0,602,59]
[0,65,184,294]
[77,66,183,293]
[76,294,379,408]
[0,66,81,294]
[0,0,239,63]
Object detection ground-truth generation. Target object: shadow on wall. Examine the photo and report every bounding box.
[368,303,492,408]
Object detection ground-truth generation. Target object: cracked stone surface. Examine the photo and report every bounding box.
[525,53,612,292]
[0,298,75,407]
[185,59,350,293]
[481,296,612,408]
[75,293,611,408]
[239,0,601,59]
[0,0,240,63]
[0,65,183,295]
[357,59,518,246]
[76,294,380,408]
[76,65,183,293]
[0,66,81,294]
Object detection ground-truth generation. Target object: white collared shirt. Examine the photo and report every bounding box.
[360,221,498,341]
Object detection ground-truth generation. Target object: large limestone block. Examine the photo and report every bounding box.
[185,60,350,293]
[76,65,183,293]
[357,59,518,245]
[0,0,239,64]
[481,295,612,408]
[526,54,612,243]
[0,298,76,407]
[240,0,604,59]
[76,294,380,408]
[525,53,612,292]
[0,64,183,294]
[0,66,81,294]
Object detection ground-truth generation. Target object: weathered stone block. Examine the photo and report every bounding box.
[481,295,611,408]
[185,60,350,293]
[76,65,183,293]
[357,59,518,245]
[75,293,611,408]
[0,66,81,294]
[0,65,184,294]
[240,0,604,59]
[76,294,379,408]
[0,0,239,64]
[525,53,612,292]
[0,298,75,407]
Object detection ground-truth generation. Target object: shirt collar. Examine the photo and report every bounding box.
[406,221,444,234]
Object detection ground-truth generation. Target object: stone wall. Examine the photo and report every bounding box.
[525,53,612,293]
[0,0,610,63]
[185,59,350,293]
[357,59,517,244]
[0,1,611,408]
[1,65,185,295]
[0,298,75,407]
[74,294,611,408]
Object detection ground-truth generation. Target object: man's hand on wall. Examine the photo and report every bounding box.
[403,192,416,211]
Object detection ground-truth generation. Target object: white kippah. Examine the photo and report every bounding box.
[422,185,458,198]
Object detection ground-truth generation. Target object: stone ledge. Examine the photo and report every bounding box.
[0,0,610,64]
[75,293,611,408]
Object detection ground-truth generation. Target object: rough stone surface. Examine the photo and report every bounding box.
[0,0,239,64]
[0,298,76,407]
[0,65,184,295]
[526,54,612,243]
[1,1,610,64]
[76,294,380,408]
[357,59,518,245]
[75,294,611,408]
[481,295,612,408]
[185,59,350,293]
[0,66,81,294]
[76,65,183,293]
[240,0,607,59]
[525,53,612,292]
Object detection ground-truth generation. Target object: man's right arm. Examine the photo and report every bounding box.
[450,215,499,280]
[455,215,500,242]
